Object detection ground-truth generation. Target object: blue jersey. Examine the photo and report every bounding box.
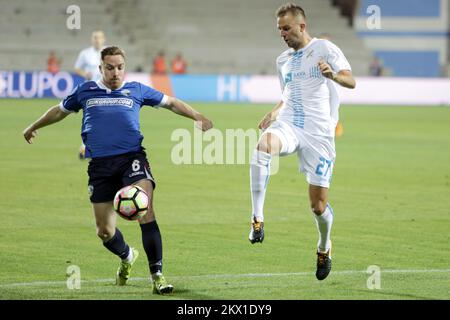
[59,80,165,158]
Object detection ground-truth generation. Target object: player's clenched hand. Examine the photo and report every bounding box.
[195,116,213,131]
[318,59,335,80]
[258,112,274,130]
[23,126,38,144]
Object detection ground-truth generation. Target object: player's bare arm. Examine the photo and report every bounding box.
[318,60,356,89]
[259,100,284,130]
[23,105,69,144]
[162,96,213,131]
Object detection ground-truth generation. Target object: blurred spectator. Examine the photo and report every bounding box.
[171,53,187,74]
[47,51,61,74]
[440,64,450,77]
[152,51,167,75]
[369,57,383,76]
[74,30,106,81]
[333,0,357,27]
[74,30,106,160]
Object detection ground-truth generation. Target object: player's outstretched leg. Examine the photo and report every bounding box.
[310,184,334,280]
[100,227,138,286]
[249,132,282,244]
[312,203,334,280]
[249,149,271,244]
[140,221,173,294]
[94,203,137,285]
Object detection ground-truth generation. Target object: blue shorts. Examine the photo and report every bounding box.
[87,150,156,203]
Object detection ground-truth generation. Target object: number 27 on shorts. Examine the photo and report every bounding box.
[315,157,333,180]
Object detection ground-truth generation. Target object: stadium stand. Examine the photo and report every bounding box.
[0,0,139,72]
[0,0,372,75]
[111,0,373,75]
[355,0,449,77]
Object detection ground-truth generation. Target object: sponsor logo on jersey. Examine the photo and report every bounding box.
[86,98,133,108]
[285,71,308,83]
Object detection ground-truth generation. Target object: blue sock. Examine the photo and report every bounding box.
[103,228,130,260]
[140,221,163,274]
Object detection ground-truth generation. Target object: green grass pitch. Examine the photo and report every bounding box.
[0,98,449,300]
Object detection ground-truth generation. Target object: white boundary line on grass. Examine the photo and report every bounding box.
[1,268,450,288]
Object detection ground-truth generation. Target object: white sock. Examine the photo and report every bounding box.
[151,271,162,281]
[250,150,272,222]
[123,247,133,263]
[313,204,334,252]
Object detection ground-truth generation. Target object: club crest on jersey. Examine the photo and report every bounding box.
[285,72,293,84]
[88,185,94,196]
[120,89,131,96]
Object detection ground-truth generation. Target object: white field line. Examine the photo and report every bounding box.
[1,268,449,289]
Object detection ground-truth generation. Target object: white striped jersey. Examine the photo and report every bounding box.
[276,37,351,137]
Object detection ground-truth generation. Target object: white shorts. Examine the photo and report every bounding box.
[264,120,336,188]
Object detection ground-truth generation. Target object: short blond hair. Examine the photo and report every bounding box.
[101,46,126,61]
[276,3,306,19]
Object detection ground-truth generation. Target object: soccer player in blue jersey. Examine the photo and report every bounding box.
[248,3,355,281]
[23,46,213,294]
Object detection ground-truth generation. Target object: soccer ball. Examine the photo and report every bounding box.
[113,185,149,220]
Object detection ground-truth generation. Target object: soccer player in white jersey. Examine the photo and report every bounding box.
[75,30,106,160]
[248,3,355,280]
[74,30,105,81]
